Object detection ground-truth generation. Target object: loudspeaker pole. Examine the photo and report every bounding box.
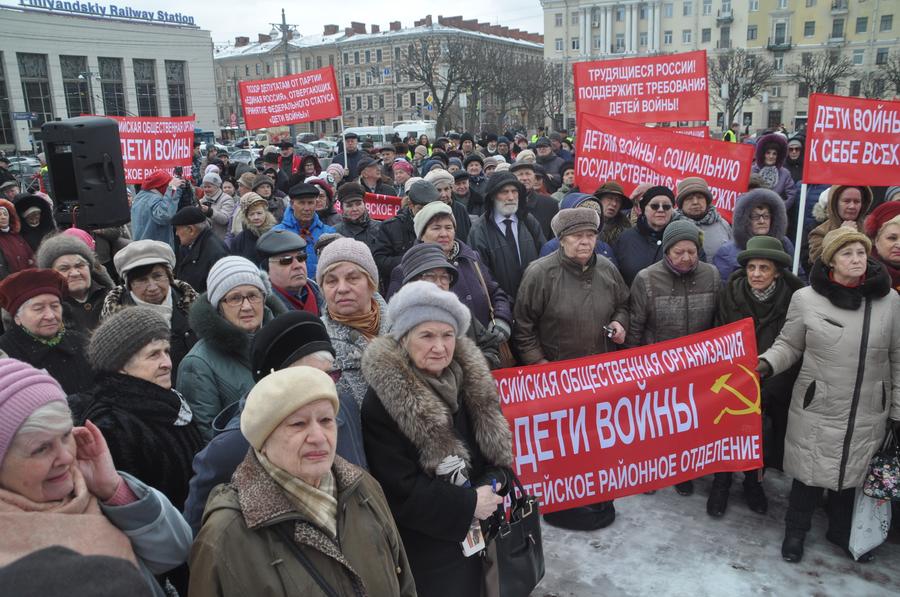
[276,8,297,141]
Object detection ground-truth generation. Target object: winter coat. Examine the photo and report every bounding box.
[0,325,94,394]
[68,373,204,510]
[131,187,182,248]
[613,217,670,287]
[526,191,560,240]
[229,218,276,263]
[361,335,513,597]
[456,189,485,216]
[176,292,283,441]
[11,194,55,253]
[536,153,565,179]
[273,211,335,281]
[64,278,112,333]
[751,133,798,210]
[189,452,414,597]
[359,175,398,197]
[271,280,324,315]
[371,208,418,285]
[539,236,618,266]
[600,212,633,247]
[0,199,36,278]
[174,226,229,294]
[203,189,236,241]
[674,209,733,263]
[101,280,199,383]
[760,259,900,491]
[807,185,874,266]
[334,214,382,251]
[514,250,629,363]
[625,259,721,347]
[551,183,574,203]
[450,199,472,243]
[332,149,364,180]
[322,294,389,407]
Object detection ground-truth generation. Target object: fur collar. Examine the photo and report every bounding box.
[732,189,788,249]
[101,279,198,320]
[810,258,891,310]
[362,335,512,475]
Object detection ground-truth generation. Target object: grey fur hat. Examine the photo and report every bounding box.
[35,234,94,269]
[387,280,471,340]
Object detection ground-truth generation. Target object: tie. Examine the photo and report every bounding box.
[503,218,519,264]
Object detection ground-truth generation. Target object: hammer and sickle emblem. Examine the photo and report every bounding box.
[711,364,761,424]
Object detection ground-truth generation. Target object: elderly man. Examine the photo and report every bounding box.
[334,182,381,249]
[173,206,228,293]
[424,169,471,242]
[534,136,565,180]
[378,143,397,178]
[357,156,396,195]
[674,176,733,262]
[453,169,485,216]
[333,132,364,180]
[0,180,19,201]
[509,161,559,240]
[273,182,336,280]
[276,140,303,178]
[132,170,185,248]
[255,228,323,315]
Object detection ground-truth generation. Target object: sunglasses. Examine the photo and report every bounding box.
[647,203,672,211]
[271,254,307,266]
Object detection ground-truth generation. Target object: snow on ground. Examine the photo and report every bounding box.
[535,470,899,596]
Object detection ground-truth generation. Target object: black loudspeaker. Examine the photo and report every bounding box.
[41,116,129,228]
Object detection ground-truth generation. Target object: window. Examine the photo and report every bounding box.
[747,25,757,41]
[356,96,362,111]
[881,15,893,32]
[849,80,861,96]
[344,73,350,87]
[876,48,889,65]
[305,58,311,70]
[663,3,673,18]
[640,5,647,19]
[379,95,384,109]
[60,55,91,118]
[344,97,351,112]
[702,28,711,43]
[831,18,844,39]
[664,30,673,44]
[554,13,562,27]
[97,57,125,116]
[555,38,564,51]
[616,34,625,51]
[364,50,371,63]
[255,63,260,76]
[703,0,712,15]
[594,36,604,49]
[683,30,692,43]
[343,52,349,65]
[804,21,815,37]
[244,65,249,76]
[354,72,360,86]
[394,47,400,61]
[571,12,579,25]
[376,49,382,62]
[774,22,786,43]
[165,60,188,117]
[798,82,809,98]
[366,96,372,110]
[856,17,868,34]
[774,52,784,71]
[805,0,816,5]
[365,71,373,85]
[133,58,158,116]
[683,1,692,16]
[852,49,865,65]
[329,55,335,66]
[316,56,323,68]
[770,85,781,97]
[874,79,885,96]
[743,112,753,127]
[777,0,787,8]
[409,91,416,106]
[749,0,758,11]
[571,37,580,50]
[0,55,12,145]
[767,110,782,130]
[353,51,360,64]
[640,32,648,46]
[616,7,625,21]
[801,52,812,66]
[396,93,402,108]
[266,63,272,73]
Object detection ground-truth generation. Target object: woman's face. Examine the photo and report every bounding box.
[0,207,8,229]
[421,216,456,252]
[417,267,454,291]
[560,230,597,265]
[837,188,863,221]
[666,240,699,270]
[129,265,171,305]
[262,400,336,488]
[25,211,41,227]
[436,183,453,204]
[405,321,456,377]
[0,424,76,503]
[304,162,317,175]
[247,205,267,228]
[749,205,772,236]
[121,339,173,389]
[256,183,273,198]
[643,196,674,230]
[830,241,868,281]
[201,182,218,198]
[219,284,265,332]
[52,255,92,299]
[763,148,778,166]
[222,181,235,197]
[315,189,328,212]
[875,223,900,267]
[746,258,779,290]
[15,294,63,338]
[321,262,374,317]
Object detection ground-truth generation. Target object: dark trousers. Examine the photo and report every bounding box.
[785,479,855,543]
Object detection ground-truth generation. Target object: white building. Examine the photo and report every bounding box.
[0,2,217,152]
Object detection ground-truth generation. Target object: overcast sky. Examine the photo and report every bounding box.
[171,0,544,44]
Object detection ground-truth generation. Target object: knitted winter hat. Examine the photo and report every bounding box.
[408,179,440,205]
[820,227,872,265]
[60,228,96,252]
[250,311,335,382]
[141,171,171,194]
[252,174,274,192]
[88,307,171,373]
[551,207,601,238]
[884,186,900,203]
[392,159,414,175]
[662,219,701,253]
[35,234,95,269]
[401,243,459,286]
[0,358,67,465]
[238,171,257,190]
[206,256,267,307]
[640,186,675,211]
[202,173,222,187]
[675,177,713,207]
[241,366,339,450]
[315,237,379,288]
[424,169,455,188]
[387,280,471,340]
[413,201,455,239]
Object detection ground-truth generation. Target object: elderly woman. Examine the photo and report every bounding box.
[759,228,900,563]
[807,185,873,265]
[711,237,805,518]
[0,358,192,597]
[316,237,389,406]
[177,256,284,441]
[424,168,472,242]
[12,193,55,253]
[228,192,277,261]
[864,202,900,293]
[0,197,35,279]
[36,234,114,332]
[750,133,797,209]
[539,193,618,264]
[189,366,415,597]
[102,240,199,381]
[626,219,722,496]
[0,269,93,394]
[199,172,236,241]
[362,282,512,596]
[614,186,677,286]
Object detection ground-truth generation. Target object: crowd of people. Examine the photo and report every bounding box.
[0,125,897,596]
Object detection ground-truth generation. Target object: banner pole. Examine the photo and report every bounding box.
[792,183,808,276]
[340,116,349,172]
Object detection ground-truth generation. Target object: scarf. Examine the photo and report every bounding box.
[22,324,65,347]
[676,207,721,227]
[329,298,381,340]
[416,360,463,413]
[130,287,173,324]
[758,165,779,190]
[0,467,136,567]
[874,253,900,293]
[341,210,370,227]
[750,280,778,302]
[273,284,318,315]
[447,240,461,261]
[664,255,698,275]
[255,450,338,538]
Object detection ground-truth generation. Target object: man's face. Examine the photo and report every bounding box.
[487,142,497,152]
[361,164,379,183]
[346,138,358,152]
[467,162,482,176]
[537,145,552,157]
[280,146,293,159]
[462,140,474,153]
[514,168,535,191]
[453,178,470,196]
[562,169,575,186]
[3,186,19,200]
[342,198,367,221]
[175,224,199,246]
[268,251,308,292]
[551,139,562,152]
[380,150,395,164]
[598,194,622,219]
[498,142,509,154]
[291,197,317,223]
[494,185,519,216]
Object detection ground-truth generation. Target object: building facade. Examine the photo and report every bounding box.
[541,0,899,134]
[0,3,216,152]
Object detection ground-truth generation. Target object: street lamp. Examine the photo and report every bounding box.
[78,71,96,114]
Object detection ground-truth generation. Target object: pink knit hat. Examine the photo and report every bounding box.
[61,227,96,251]
[0,359,67,464]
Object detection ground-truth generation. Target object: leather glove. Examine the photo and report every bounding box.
[756,359,772,380]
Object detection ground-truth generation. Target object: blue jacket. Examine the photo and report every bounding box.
[273,211,335,280]
[131,187,183,249]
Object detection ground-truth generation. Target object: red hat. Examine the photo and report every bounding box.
[305,177,334,202]
[864,201,900,239]
[142,170,172,194]
[0,269,67,316]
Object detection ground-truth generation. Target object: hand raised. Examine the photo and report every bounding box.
[73,420,121,502]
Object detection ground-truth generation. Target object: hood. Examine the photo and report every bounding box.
[188,290,283,358]
[754,133,788,169]
[299,154,321,176]
[481,172,530,219]
[824,184,874,227]
[12,194,54,234]
[732,188,788,249]
[0,198,21,233]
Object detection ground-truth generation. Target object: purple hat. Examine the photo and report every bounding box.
[0,359,67,464]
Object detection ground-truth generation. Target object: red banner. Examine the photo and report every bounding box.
[573,50,709,123]
[668,126,709,139]
[575,111,753,212]
[363,192,402,220]
[240,66,342,130]
[804,93,900,186]
[108,115,195,184]
[495,320,761,513]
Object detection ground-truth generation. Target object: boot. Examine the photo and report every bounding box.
[543,503,615,531]
[825,531,875,563]
[743,474,769,514]
[706,473,731,518]
[781,529,806,563]
[674,480,694,496]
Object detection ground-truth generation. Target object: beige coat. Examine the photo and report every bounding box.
[760,264,900,491]
[806,185,873,266]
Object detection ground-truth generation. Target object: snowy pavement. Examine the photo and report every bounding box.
[535,470,900,596]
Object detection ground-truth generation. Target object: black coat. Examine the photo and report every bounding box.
[468,211,545,301]
[450,200,471,243]
[614,216,667,287]
[13,194,56,252]
[0,324,94,394]
[333,214,382,251]
[63,281,111,334]
[526,191,559,240]
[229,228,262,263]
[68,373,204,509]
[175,227,229,293]
[371,207,417,286]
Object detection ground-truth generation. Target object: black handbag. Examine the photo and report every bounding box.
[482,471,544,597]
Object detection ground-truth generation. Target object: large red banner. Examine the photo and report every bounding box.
[108,115,194,184]
[575,111,753,212]
[804,93,900,186]
[573,50,709,123]
[495,320,761,513]
[240,67,342,130]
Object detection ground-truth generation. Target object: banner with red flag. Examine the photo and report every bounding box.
[240,66,342,130]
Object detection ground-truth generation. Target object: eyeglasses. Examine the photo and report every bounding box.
[221,291,264,307]
[419,271,453,285]
[647,203,672,212]
[131,272,169,289]
[750,213,772,222]
[327,369,343,383]
[270,253,307,266]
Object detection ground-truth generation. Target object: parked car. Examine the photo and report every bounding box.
[7,156,40,168]
[309,140,336,158]
[229,148,260,165]
[296,133,319,144]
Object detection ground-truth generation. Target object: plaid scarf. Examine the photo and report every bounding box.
[750,280,778,302]
[255,450,338,538]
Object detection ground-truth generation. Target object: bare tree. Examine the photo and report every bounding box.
[457,45,504,133]
[787,52,855,95]
[878,51,900,96]
[542,62,569,129]
[513,58,553,128]
[396,36,470,133]
[708,48,776,127]
[858,71,886,99]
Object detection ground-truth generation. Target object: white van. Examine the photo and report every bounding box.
[393,120,437,141]
[342,126,393,145]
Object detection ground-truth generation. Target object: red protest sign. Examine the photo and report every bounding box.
[495,319,761,513]
[575,111,753,212]
[804,93,900,186]
[363,192,402,220]
[107,115,195,184]
[240,66,342,130]
[573,50,709,123]
[669,125,709,139]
